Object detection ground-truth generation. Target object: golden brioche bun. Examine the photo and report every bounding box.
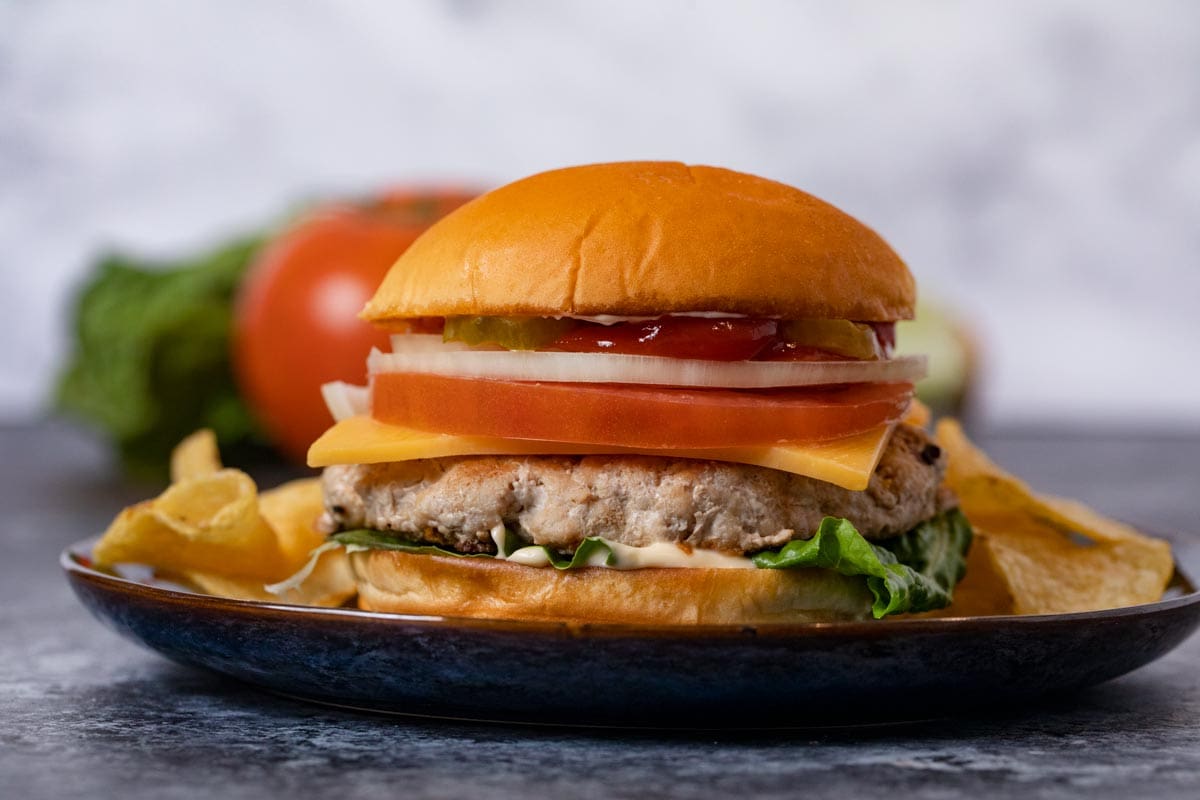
[351,549,874,625]
[362,161,914,323]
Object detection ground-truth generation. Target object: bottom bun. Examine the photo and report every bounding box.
[351,550,875,625]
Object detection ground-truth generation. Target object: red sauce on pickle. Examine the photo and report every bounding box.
[416,316,897,361]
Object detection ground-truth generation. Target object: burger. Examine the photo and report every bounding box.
[308,161,972,624]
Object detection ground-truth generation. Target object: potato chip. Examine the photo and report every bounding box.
[922,534,1017,617]
[903,398,932,430]
[183,549,356,608]
[170,428,222,482]
[257,477,356,606]
[97,432,356,607]
[258,478,327,563]
[935,419,1173,615]
[95,469,292,581]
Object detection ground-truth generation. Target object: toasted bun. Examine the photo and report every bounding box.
[363,162,914,323]
[351,550,874,625]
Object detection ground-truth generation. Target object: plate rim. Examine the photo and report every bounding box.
[61,534,1200,640]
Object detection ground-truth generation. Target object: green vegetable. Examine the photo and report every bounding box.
[753,510,973,618]
[332,528,618,569]
[443,316,577,349]
[778,319,880,359]
[55,235,268,478]
[333,509,973,618]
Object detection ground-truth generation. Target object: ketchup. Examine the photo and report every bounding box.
[551,318,779,360]
[425,316,894,361]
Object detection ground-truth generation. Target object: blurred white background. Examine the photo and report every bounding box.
[2,0,1198,428]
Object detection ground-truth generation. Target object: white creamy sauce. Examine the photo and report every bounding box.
[599,540,755,569]
[489,524,509,553]
[505,547,555,567]
[489,524,754,570]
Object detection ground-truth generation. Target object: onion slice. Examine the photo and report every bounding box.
[372,335,926,389]
[321,381,370,421]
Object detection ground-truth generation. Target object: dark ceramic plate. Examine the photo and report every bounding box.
[63,537,1200,728]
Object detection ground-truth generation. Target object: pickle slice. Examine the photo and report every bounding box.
[443,316,578,350]
[779,320,881,360]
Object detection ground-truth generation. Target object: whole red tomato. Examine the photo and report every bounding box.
[233,190,476,462]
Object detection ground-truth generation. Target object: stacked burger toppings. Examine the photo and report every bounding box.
[308,162,972,624]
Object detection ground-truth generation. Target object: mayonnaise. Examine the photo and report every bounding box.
[489,524,755,570]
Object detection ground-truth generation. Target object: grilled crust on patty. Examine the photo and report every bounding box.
[319,424,952,555]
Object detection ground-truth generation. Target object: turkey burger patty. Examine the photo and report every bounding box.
[319,424,951,557]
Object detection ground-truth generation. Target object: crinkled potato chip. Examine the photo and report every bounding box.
[922,534,1017,617]
[258,478,327,563]
[903,398,932,430]
[176,477,356,606]
[183,550,356,608]
[935,419,1173,615]
[170,429,222,483]
[94,469,292,581]
[94,431,357,607]
[257,477,356,606]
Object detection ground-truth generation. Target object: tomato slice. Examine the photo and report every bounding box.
[372,373,912,448]
[550,318,778,360]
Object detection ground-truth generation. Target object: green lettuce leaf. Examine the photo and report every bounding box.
[332,529,495,560]
[332,529,618,570]
[55,235,267,478]
[752,509,973,618]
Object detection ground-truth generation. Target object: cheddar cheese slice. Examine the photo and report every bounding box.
[308,415,895,491]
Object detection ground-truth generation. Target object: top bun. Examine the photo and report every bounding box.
[363,162,914,323]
